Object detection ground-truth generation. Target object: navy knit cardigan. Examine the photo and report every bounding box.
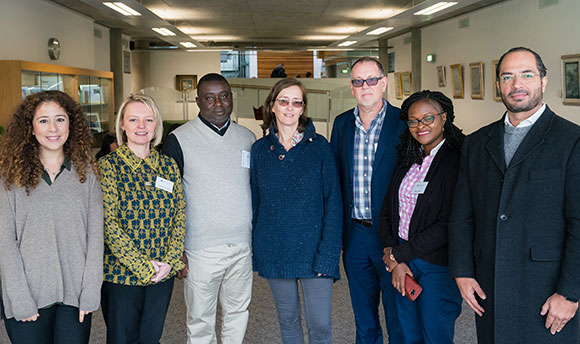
[250,120,343,280]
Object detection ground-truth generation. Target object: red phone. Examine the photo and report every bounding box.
[405,274,422,301]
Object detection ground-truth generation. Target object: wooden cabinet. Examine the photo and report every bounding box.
[0,60,114,135]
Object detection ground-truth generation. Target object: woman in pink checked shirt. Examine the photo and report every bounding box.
[380,90,465,344]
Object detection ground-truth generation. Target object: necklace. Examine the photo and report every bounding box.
[44,166,59,176]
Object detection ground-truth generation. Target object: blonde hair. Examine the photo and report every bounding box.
[115,94,164,147]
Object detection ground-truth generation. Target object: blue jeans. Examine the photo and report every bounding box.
[268,277,333,344]
[396,258,462,344]
[344,220,403,344]
[4,304,92,344]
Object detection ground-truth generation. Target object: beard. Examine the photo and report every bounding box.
[501,85,543,113]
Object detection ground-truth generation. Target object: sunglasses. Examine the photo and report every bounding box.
[350,77,383,88]
[275,98,304,108]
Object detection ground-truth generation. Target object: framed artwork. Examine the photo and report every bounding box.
[175,74,197,92]
[469,62,484,99]
[562,54,580,105]
[450,64,464,99]
[437,65,446,87]
[492,59,501,102]
[394,72,403,99]
[401,71,412,95]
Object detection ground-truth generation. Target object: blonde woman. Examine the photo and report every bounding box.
[99,94,186,343]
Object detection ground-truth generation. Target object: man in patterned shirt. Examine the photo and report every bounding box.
[330,57,406,344]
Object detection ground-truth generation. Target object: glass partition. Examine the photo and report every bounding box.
[21,71,75,100]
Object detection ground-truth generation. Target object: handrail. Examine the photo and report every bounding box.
[229,83,330,95]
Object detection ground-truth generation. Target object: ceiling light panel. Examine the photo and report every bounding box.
[180,42,197,48]
[366,27,394,35]
[152,28,176,36]
[102,2,141,16]
[338,41,357,47]
[414,2,458,15]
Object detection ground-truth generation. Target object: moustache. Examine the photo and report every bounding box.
[508,89,529,97]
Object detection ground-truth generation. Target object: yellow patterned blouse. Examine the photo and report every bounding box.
[98,144,186,286]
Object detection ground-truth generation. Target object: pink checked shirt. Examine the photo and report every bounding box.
[397,139,445,240]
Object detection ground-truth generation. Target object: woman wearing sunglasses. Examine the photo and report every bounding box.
[250,78,342,344]
[380,90,464,344]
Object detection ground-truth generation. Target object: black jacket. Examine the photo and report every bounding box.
[380,141,460,266]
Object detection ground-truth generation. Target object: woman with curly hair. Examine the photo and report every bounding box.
[0,90,103,343]
[380,90,465,344]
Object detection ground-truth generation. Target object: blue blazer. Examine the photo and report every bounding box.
[330,101,407,251]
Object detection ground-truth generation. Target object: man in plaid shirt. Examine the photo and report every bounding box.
[331,57,407,344]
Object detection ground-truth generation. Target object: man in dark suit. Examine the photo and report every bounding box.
[449,47,580,343]
[330,57,406,344]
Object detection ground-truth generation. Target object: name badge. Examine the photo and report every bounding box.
[241,150,251,169]
[155,176,174,193]
[411,181,428,194]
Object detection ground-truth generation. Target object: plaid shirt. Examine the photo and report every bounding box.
[352,99,387,220]
[397,139,445,240]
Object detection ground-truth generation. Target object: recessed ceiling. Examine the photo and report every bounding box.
[49,0,505,50]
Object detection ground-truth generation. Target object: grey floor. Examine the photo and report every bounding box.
[0,262,477,343]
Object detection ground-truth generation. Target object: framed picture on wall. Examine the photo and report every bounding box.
[492,59,501,102]
[469,62,484,99]
[176,74,197,92]
[450,64,464,99]
[401,71,412,95]
[562,54,580,105]
[437,66,446,87]
[394,72,403,99]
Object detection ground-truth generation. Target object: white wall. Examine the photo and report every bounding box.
[387,33,412,108]
[400,0,580,133]
[93,23,110,71]
[145,51,220,120]
[0,0,107,71]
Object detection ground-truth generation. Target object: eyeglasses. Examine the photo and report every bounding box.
[350,76,383,88]
[276,98,304,108]
[499,72,538,83]
[406,112,444,128]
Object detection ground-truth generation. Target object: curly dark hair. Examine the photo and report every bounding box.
[262,78,309,133]
[0,90,97,193]
[397,90,465,168]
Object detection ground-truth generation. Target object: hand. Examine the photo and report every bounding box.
[22,313,39,322]
[540,293,579,335]
[391,263,412,296]
[79,310,92,323]
[455,277,486,316]
[176,253,189,280]
[151,261,172,283]
[382,247,398,272]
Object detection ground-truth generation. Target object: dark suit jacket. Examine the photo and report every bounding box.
[380,142,460,266]
[330,102,407,251]
[448,106,580,343]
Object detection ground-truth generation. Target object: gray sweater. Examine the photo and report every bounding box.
[171,117,255,250]
[0,168,103,321]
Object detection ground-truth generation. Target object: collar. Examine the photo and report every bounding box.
[354,99,387,129]
[504,103,546,128]
[62,158,71,170]
[199,114,230,136]
[116,144,159,172]
[428,139,446,156]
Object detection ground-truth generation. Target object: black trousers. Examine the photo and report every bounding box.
[101,278,174,344]
[4,304,92,344]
